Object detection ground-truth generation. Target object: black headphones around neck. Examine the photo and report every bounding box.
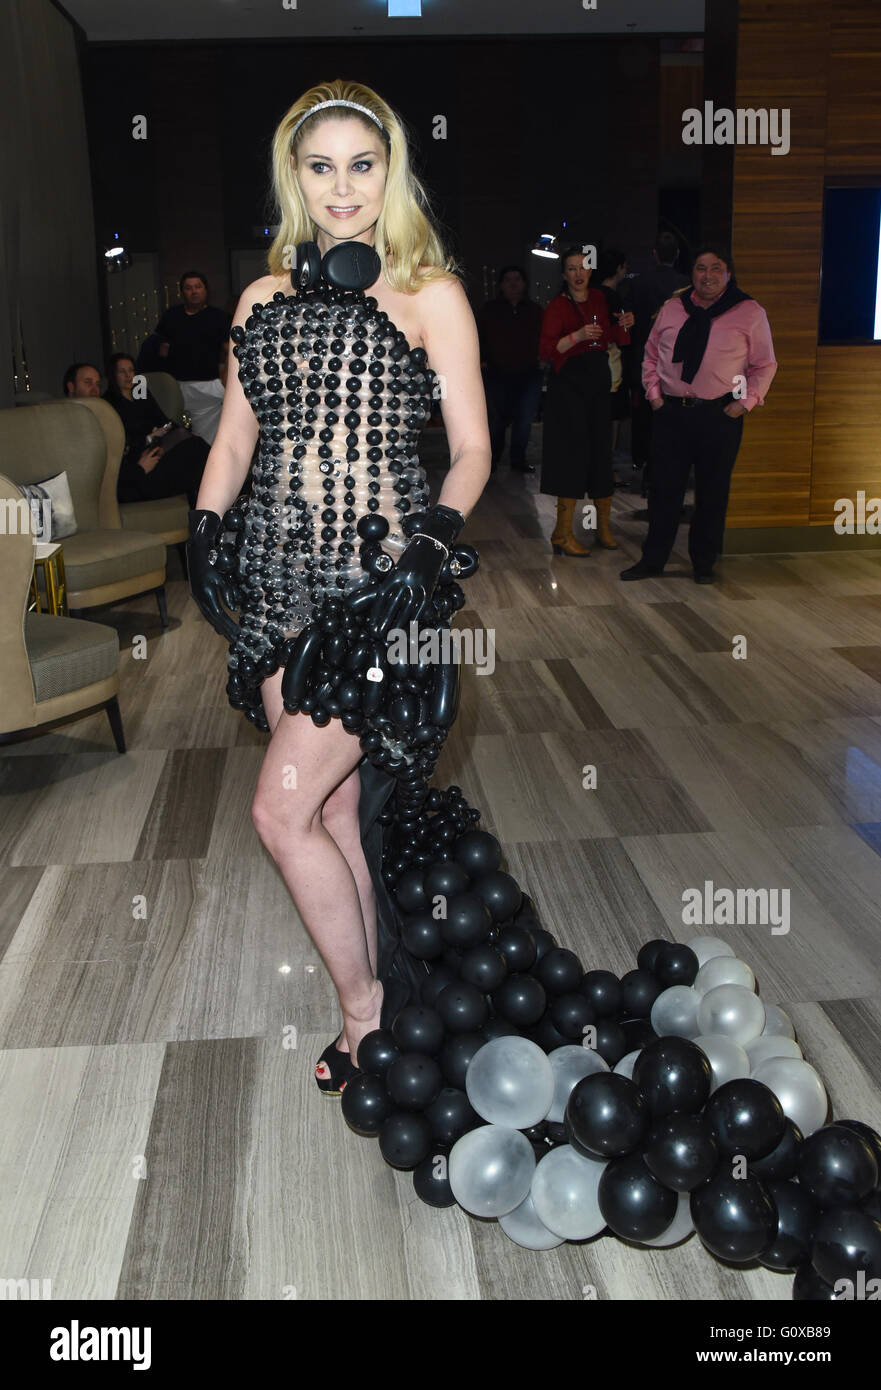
[292,240,381,295]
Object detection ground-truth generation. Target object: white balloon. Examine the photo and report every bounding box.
[636,1191,695,1248]
[692,1034,751,1090]
[751,1057,829,1137]
[762,1004,796,1039]
[546,1045,608,1124]
[448,1125,536,1217]
[498,1189,565,1249]
[614,1049,642,1079]
[697,984,765,1043]
[650,985,701,1037]
[465,1036,555,1129]
[686,935,736,967]
[746,1034,803,1069]
[530,1144,607,1241]
[694,956,755,996]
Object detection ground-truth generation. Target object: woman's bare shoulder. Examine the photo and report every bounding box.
[233,272,291,322]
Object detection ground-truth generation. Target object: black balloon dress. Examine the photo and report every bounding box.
[224,285,435,730]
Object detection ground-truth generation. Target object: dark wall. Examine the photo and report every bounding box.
[82,36,667,315]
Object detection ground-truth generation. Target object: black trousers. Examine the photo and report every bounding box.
[483,367,542,468]
[118,435,209,509]
[641,397,744,574]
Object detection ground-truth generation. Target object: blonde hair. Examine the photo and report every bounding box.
[267,78,459,294]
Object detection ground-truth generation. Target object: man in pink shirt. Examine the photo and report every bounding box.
[620,245,777,583]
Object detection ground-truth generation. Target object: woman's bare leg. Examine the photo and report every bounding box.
[254,668,382,1063]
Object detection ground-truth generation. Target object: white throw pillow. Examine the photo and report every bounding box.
[17,471,78,541]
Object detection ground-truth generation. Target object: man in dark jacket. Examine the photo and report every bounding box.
[477,266,544,473]
[152,271,231,383]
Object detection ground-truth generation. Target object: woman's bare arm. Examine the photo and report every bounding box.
[417,276,491,521]
[194,276,280,515]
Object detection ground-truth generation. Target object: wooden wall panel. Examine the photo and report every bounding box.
[726,0,881,532]
[811,349,881,523]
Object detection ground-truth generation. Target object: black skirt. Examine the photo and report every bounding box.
[540,351,614,499]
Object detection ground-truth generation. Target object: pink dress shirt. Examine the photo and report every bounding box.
[642,290,777,412]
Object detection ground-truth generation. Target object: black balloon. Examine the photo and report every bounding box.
[481,1015,521,1041]
[424,861,470,899]
[439,1031,486,1089]
[797,1124,878,1207]
[594,1020,630,1067]
[620,968,665,1018]
[644,1114,719,1192]
[811,1205,881,1285]
[425,1086,480,1145]
[704,1078,787,1160]
[792,1262,848,1301]
[759,1180,817,1272]
[598,1153,679,1242]
[835,1119,881,1177]
[497,925,537,973]
[633,1038,713,1119]
[453,830,502,876]
[653,942,699,987]
[619,1018,657,1054]
[530,928,557,963]
[396,868,428,914]
[492,973,547,1027]
[391,1005,445,1055]
[439,892,493,949]
[421,966,456,1008]
[690,1172,778,1264]
[473,870,522,922]
[459,943,508,992]
[749,1118,804,1181]
[401,911,445,960]
[386,1051,443,1110]
[533,947,583,996]
[581,970,622,1019]
[566,1072,650,1160]
[355,1029,400,1079]
[435,982,488,1033]
[413,1146,456,1207]
[379,1111,434,1169]
[530,1013,571,1054]
[550,992,597,1040]
[341,1072,394,1136]
[636,939,669,974]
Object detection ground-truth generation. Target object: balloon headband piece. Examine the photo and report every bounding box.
[290,100,391,147]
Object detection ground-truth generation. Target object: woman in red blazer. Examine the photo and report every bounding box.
[539,247,632,555]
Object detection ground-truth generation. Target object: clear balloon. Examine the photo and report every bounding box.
[692,1034,751,1090]
[694,956,756,996]
[448,1124,536,1217]
[465,1036,555,1129]
[685,935,735,967]
[650,985,701,1038]
[746,1034,803,1070]
[697,984,765,1044]
[614,1050,642,1080]
[530,1144,607,1241]
[762,1003,795,1039]
[750,1057,829,1137]
[546,1044,609,1124]
[498,1189,566,1249]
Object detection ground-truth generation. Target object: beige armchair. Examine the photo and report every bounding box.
[0,472,125,750]
[0,400,169,626]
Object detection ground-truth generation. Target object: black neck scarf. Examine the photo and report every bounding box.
[672,280,751,382]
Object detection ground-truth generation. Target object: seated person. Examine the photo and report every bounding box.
[63,362,102,398]
[103,352,210,508]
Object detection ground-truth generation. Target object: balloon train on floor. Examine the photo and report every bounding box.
[340,810,881,1301]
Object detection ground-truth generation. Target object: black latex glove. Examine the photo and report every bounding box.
[369,504,466,639]
[187,509,240,643]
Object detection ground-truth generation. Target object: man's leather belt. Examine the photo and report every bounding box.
[662,392,734,408]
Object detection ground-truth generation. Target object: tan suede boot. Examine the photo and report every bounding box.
[594,494,619,549]
[551,498,591,556]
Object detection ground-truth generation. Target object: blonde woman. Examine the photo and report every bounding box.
[188,80,490,1092]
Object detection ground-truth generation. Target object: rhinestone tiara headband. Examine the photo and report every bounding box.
[290,99,390,145]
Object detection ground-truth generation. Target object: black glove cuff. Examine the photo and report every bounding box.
[404,504,466,549]
[188,509,223,545]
